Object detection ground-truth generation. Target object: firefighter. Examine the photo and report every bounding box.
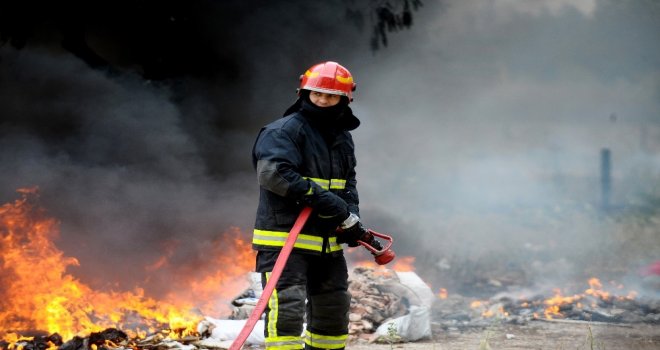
[251,61,371,350]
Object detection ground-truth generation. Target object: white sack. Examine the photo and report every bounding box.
[373,272,434,342]
[374,305,432,342]
[198,316,265,345]
[395,271,436,308]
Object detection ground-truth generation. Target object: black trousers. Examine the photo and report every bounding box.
[256,250,351,350]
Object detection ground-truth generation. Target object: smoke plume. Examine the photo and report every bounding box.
[1,0,659,302]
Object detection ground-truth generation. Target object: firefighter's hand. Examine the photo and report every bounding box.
[337,213,369,247]
[302,181,349,225]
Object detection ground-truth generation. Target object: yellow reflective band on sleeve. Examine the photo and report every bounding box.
[303,330,347,349]
[265,335,304,350]
[253,230,342,253]
[303,177,347,191]
[306,177,329,190]
[329,179,346,190]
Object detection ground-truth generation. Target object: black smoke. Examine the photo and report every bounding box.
[0,1,422,298]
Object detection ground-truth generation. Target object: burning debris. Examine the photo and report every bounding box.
[59,329,128,350]
[433,277,660,331]
[3,265,660,350]
[0,189,254,349]
[1,328,205,350]
[2,189,660,350]
[0,189,204,341]
[1,333,63,350]
[0,188,431,349]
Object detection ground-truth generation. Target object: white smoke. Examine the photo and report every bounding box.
[347,0,660,295]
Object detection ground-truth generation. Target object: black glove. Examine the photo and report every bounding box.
[302,181,349,226]
[337,215,370,247]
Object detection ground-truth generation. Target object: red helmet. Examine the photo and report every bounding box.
[299,61,357,102]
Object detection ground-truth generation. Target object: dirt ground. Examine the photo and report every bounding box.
[345,320,660,350]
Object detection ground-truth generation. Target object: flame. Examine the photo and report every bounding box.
[351,255,415,272]
[539,278,637,319]
[469,277,639,321]
[0,188,255,342]
[543,288,581,319]
[470,300,508,318]
[176,227,257,314]
[585,277,610,300]
[437,288,448,299]
[391,256,415,271]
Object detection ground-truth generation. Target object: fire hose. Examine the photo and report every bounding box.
[228,207,395,350]
[228,206,312,350]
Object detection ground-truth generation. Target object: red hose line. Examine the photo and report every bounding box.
[228,207,313,350]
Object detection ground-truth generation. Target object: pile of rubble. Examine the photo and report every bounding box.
[346,267,409,341]
[226,267,433,344]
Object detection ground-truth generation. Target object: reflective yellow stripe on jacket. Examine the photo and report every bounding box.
[304,177,347,192]
[253,230,343,253]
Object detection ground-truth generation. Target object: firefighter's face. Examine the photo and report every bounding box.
[309,91,342,107]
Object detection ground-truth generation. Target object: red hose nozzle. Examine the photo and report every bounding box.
[358,230,396,265]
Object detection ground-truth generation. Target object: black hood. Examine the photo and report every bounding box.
[282,93,360,131]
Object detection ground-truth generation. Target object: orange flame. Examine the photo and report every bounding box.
[391,256,415,271]
[469,300,508,318]
[540,278,637,319]
[471,277,638,321]
[351,255,415,272]
[0,188,255,342]
[543,288,581,319]
[585,277,610,300]
[177,227,257,314]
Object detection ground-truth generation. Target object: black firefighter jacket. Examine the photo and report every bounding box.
[251,103,360,256]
